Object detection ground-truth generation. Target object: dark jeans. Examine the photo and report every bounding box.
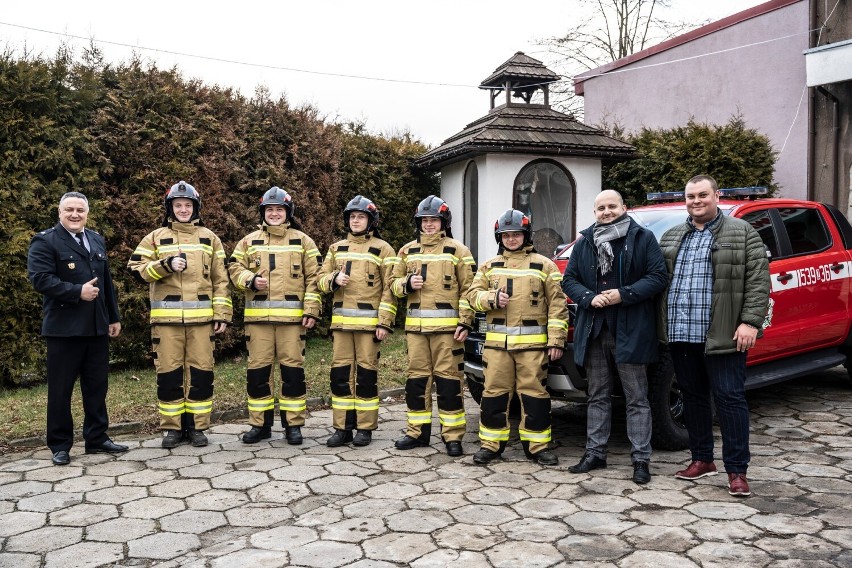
[46,335,110,452]
[670,342,750,473]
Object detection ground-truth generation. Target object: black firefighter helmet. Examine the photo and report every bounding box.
[163,180,200,226]
[414,195,453,238]
[494,208,532,246]
[343,195,380,236]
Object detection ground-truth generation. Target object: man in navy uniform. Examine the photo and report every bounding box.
[28,191,127,465]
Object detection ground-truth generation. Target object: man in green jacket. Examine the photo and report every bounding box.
[658,175,770,498]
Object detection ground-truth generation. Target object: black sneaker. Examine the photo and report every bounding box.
[242,426,271,444]
[353,430,372,447]
[161,430,183,449]
[326,429,353,447]
[284,426,303,445]
[472,448,503,465]
[188,429,208,447]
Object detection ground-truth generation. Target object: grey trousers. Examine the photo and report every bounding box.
[585,328,652,463]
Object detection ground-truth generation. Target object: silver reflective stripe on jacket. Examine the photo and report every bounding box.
[406,308,460,318]
[486,323,547,335]
[247,300,304,309]
[150,300,213,309]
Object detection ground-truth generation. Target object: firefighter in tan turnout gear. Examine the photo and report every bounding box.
[128,181,232,448]
[390,196,476,457]
[317,196,397,447]
[467,209,568,466]
[228,187,321,445]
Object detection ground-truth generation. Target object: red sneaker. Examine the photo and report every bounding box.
[675,460,718,480]
[728,473,751,497]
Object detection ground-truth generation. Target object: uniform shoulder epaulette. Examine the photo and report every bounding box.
[39,227,55,235]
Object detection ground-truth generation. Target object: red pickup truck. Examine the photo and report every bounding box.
[464,191,852,450]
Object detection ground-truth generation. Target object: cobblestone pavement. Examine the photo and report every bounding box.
[1,369,852,568]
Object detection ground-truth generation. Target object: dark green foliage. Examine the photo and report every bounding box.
[603,117,778,206]
[2,50,436,386]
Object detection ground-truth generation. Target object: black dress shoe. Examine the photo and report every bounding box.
[394,435,429,450]
[326,429,353,447]
[445,441,463,457]
[85,439,129,454]
[188,429,208,447]
[52,450,70,466]
[285,426,303,445]
[472,448,503,465]
[633,461,651,485]
[529,449,559,466]
[242,426,272,444]
[353,430,372,447]
[162,430,183,449]
[568,452,607,473]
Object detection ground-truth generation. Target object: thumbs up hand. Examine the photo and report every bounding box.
[334,267,350,287]
[409,269,424,290]
[81,277,100,301]
[254,269,269,291]
[496,286,510,308]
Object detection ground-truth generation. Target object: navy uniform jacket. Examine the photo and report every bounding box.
[28,224,121,337]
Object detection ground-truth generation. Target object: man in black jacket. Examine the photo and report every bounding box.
[563,190,667,484]
[28,192,128,465]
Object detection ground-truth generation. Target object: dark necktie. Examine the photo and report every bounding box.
[75,232,86,250]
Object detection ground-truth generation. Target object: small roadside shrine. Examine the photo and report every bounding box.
[414,52,635,261]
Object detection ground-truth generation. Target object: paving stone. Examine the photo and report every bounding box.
[289,540,364,567]
[0,480,51,500]
[820,527,852,547]
[564,511,636,534]
[49,503,118,527]
[82,460,144,476]
[53,474,115,493]
[630,508,698,527]
[250,525,318,551]
[623,525,698,552]
[0,458,52,473]
[466,486,528,506]
[24,465,84,482]
[128,532,201,560]
[363,532,437,563]
[511,497,578,519]
[147,478,210,498]
[210,470,269,490]
[395,470,440,485]
[320,517,387,542]
[308,474,368,496]
[269,464,327,482]
[0,552,40,568]
[434,461,489,479]
[235,458,291,472]
[570,494,638,513]
[0,472,22,486]
[290,454,341,467]
[434,522,504,551]
[16,490,84,512]
[746,512,824,534]
[196,535,248,557]
[186,489,250,511]
[342,498,406,519]
[85,517,156,542]
[325,460,380,476]
[687,541,772,565]
[85,485,148,505]
[247,480,311,505]
[224,502,294,527]
[556,534,633,561]
[617,550,700,567]
[117,468,175,486]
[375,455,432,474]
[5,525,82,552]
[363,481,423,499]
[479,471,536,487]
[387,509,453,533]
[178,462,235,478]
[502,517,570,542]
[253,446,306,460]
[411,549,491,568]
[451,504,520,526]
[160,510,228,534]
[486,540,563,568]
[407,492,469,511]
[421,477,483,494]
[684,501,759,520]
[146,455,201,469]
[122,496,186,519]
[202,449,255,464]
[295,504,346,527]
[42,541,123,567]
[754,534,841,560]
[118,448,171,461]
[210,548,288,568]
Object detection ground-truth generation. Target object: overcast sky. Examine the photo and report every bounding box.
[1,1,766,146]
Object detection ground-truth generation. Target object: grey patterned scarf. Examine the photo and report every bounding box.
[593,215,630,275]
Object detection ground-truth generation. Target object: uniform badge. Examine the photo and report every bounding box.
[68,262,76,270]
[255,257,261,268]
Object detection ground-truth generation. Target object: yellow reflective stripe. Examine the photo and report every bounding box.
[519,428,552,442]
[458,300,471,310]
[247,398,274,412]
[485,332,506,342]
[158,402,185,416]
[304,293,321,303]
[247,245,304,254]
[439,412,466,427]
[151,308,215,318]
[186,401,213,414]
[479,425,510,442]
[213,297,233,307]
[306,248,321,258]
[549,272,562,281]
[133,246,155,256]
[245,308,304,317]
[331,315,379,326]
[472,292,488,312]
[216,250,225,258]
[486,267,546,282]
[548,319,569,331]
[407,253,459,265]
[506,334,547,345]
[407,410,432,424]
[384,256,401,266]
[405,318,460,327]
[332,397,356,410]
[462,256,476,265]
[334,252,382,265]
[231,250,245,260]
[158,244,214,254]
[278,399,307,412]
[356,398,380,411]
[146,264,164,280]
[380,302,398,315]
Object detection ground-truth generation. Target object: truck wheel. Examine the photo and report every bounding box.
[648,348,689,451]
[466,374,485,404]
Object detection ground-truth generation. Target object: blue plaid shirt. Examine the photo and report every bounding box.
[667,212,722,343]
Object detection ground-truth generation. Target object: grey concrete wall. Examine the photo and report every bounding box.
[581,1,809,198]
